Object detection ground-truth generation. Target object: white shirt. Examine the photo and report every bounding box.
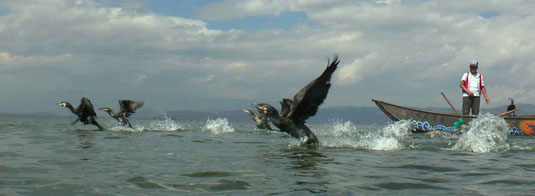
[461,72,485,97]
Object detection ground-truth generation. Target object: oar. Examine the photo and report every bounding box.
[441,92,458,114]
[498,108,519,117]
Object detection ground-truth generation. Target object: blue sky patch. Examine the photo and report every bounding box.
[207,11,308,32]
[94,1,307,31]
[147,0,220,19]
[0,8,8,16]
[480,10,499,19]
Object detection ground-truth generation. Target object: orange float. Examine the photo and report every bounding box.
[519,120,535,136]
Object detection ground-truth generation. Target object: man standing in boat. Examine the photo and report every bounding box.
[460,59,490,115]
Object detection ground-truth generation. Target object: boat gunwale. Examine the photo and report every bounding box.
[372,99,532,120]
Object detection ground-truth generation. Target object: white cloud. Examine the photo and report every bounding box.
[1,0,535,113]
[337,53,379,85]
[0,52,11,64]
[225,61,249,71]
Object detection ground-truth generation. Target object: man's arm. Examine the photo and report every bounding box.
[481,86,490,103]
[460,80,474,96]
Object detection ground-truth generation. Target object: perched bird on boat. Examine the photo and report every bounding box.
[58,97,103,129]
[99,100,144,128]
[507,98,516,117]
[243,106,272,130]
[252,55,339,144]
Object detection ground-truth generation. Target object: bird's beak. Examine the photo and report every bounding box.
[252,103,263,111]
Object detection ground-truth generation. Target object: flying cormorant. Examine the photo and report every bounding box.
[507,98,516,117]
[59,97,104,129]
[99,100,144,128]
[252,55,339,144]
[243,105,273,130]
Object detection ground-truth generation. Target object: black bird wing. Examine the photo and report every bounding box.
[78,97,98,123]
[288,55,339,123]
[118,100,144,117]
[80,97,98,117]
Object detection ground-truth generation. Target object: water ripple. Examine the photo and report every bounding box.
[169,179,250,192]
[394,164,461,172]
[481,179,535,185]
[182,171,237,178]
[374,182,450,190]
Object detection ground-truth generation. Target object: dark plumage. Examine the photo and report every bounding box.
[253,55,340,144]
[243,107,272,130]
[507,98,516,117]
[99,100,144,128]
[59,97,103,129]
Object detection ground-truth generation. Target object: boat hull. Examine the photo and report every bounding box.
[372,99,534,135]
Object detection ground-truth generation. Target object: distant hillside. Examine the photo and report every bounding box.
[306,106,391,124]
[156,103,535,125]
[154,107,390,125]
[480,103,535,115]
[8,103,534,125]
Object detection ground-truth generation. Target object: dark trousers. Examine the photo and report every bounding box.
[462,96,480,115]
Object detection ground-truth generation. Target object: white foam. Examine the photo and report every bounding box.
[329,120,359,137]
[316,120,412,151]
[451,113,510,153]
[203,118,234,134]
[286,136,314,147]
[108,126,141,132]
[381,120,412,138]
[147,113,184,131]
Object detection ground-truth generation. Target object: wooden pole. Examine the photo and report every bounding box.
[498,108,519,117]
[441,92,458,114]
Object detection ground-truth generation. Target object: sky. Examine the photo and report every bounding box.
[1,0,535,114]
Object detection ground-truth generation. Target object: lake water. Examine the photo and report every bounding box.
[2,114,535,195]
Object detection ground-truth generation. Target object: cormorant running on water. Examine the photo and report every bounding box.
[252,55,340,144]
[59,97,103,129]
[507,98,516,117]
[243,105,272,130]
[99,100,144,128]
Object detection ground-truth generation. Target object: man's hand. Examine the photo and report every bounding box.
[467,91,474,96]
[485,97,490,104]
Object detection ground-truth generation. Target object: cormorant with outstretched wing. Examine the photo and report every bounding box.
[100,100,144,128]
[59,97,104,129]
[253,55,339,144]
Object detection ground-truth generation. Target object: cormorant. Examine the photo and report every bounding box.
[59,97,104,129]
[507,98,516,117]
[243,106,272,130]
[252,55,339,144]
[99,100,144,128]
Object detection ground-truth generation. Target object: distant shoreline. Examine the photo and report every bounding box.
[4,103,532,124]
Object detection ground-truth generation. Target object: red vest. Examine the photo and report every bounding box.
[463,72,482,93]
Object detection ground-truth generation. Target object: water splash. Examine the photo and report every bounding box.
[203,118,234,134]
[317,120,412,150]
[108,125,141,132]
[330,121,359,137]
[147,113,184,131]
[359,120,412,150]
[287,136,316,148]
[451,113,510,153]
[105,113,183,132]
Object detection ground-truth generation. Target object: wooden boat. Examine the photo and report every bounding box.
[372,99,535,135]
